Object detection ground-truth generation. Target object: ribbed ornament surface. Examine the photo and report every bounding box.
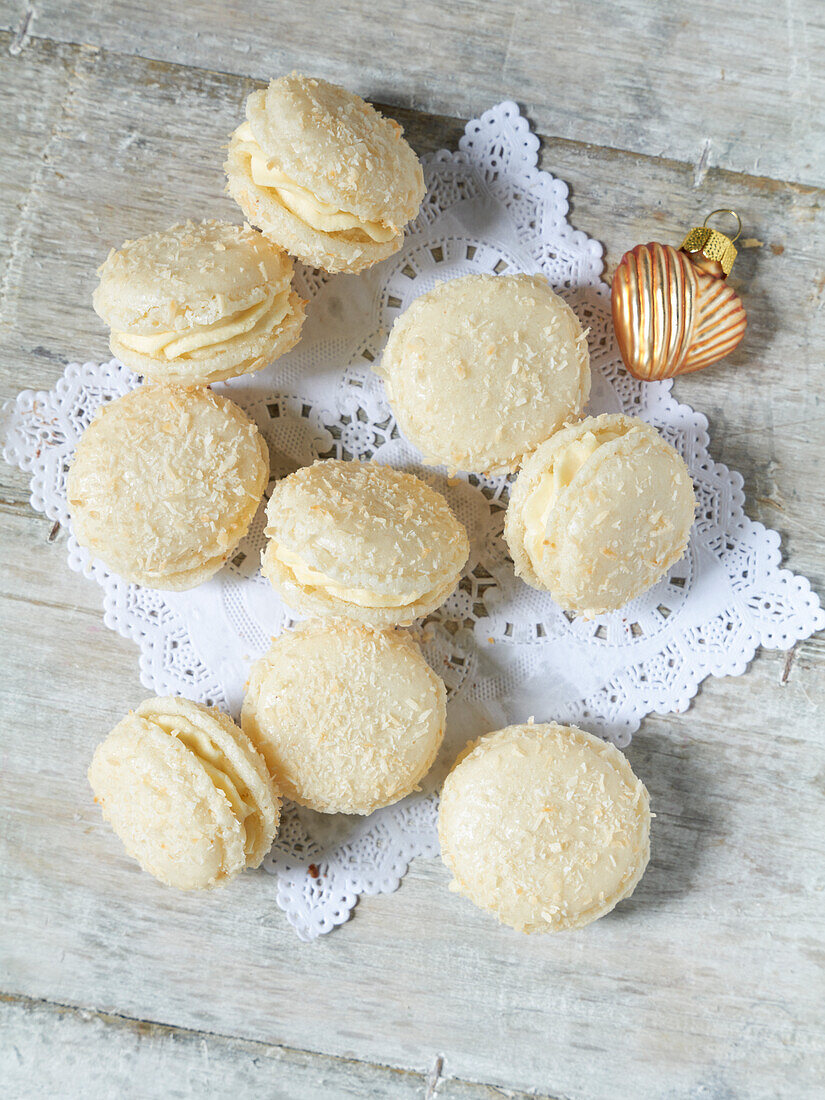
[612,242,746,380]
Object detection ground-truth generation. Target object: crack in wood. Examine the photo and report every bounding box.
[425,1054,444,1099]
[693,138,712,187]
[781,643,798,684]
[8,5,35,57]
[0,992,539,1099]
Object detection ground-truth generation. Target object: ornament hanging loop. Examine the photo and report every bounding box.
[681,209,742,278]
[703,208,742,243]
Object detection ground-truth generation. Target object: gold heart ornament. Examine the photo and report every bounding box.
[611,210,747,381]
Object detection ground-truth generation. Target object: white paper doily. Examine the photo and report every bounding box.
[4,102,823,940]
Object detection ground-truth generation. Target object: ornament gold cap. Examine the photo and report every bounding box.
[680,209,741,276]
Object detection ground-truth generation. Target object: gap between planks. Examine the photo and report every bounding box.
[0,991,540,1100]
[2,27,823,200]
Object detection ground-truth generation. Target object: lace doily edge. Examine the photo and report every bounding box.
[270,832,441,940]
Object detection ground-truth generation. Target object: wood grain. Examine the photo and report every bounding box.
[0,995,528,1100]
[3,0,823,186]
[1,14,823,1100]
[1,550,824,1098]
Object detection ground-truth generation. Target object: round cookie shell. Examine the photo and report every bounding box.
[93,220,294,333]
[438,723,651,933]
[242,619,446,814]
[67,385,269,590]
[89,719,244,889]
[247,75,424,227]
[377,274,591,473]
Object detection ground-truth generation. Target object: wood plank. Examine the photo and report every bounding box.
[0,504,109,617]
[0,994,526,1100]
[0,15,71,270]
[1,590,823,1099]
[4,0,824,186]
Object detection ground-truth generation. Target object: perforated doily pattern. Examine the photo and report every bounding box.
[4,101,823,939]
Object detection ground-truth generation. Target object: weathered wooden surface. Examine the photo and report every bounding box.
[1,995,526,1100]
[2,0,823,186]
[0,9,823,1100]
[2,560,824,1098]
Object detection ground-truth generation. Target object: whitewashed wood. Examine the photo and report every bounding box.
[1,20,824,1100]
[1,583,824,1098]
[0,996,525,1100]
[4,0,824,186]
[0,17,68,271]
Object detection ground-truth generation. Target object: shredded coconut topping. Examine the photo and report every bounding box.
[88,697,279,890]
[67,385,269,589]
[438,722,651,933]
[242,619,447,815]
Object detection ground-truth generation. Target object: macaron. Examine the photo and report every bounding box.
[504,413,696,616]
[67,384,269,590]
[93,220,305,385]
[438,722,651,933]
[260,459,469,626]
[376,273,591,474]
[225,73,425,274]
[88,696,280,890]
[242,619,446,815]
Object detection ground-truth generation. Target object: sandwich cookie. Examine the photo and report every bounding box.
[376,274,591,474]
[242,619,446,815]
[67,384,269,590]
[438,722,651,933]
[261,459,469,626]
[88,696,280,890]
[504,413,696,616]
[226,73,425,274]
[93,220,305,385]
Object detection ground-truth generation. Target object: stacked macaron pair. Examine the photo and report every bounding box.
[76,221,295,590]
[90,73,426,391]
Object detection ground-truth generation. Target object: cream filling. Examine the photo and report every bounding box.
[118,287,291,360]
[234,122,397,243]
[523,428,625,569]
[273,542,430,609]
[157,716,260,857]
